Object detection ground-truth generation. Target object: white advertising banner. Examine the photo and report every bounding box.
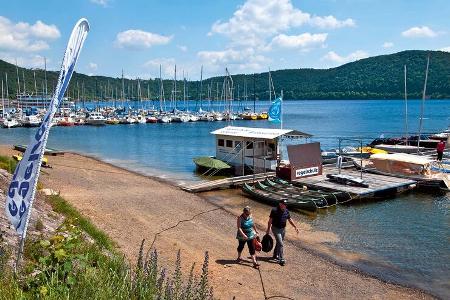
[5,19,89,234]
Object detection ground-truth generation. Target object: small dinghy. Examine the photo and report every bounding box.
[326,174,369,188]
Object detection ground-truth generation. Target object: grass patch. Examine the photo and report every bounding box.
[0,221,214,299]
[46,194,115,251]
[0,155,17,174]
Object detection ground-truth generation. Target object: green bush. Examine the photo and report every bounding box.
[0,155,17,174]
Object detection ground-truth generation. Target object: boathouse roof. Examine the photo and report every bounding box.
[211,126,311,140]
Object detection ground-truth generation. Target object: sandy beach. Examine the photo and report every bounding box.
[0,145,432,299]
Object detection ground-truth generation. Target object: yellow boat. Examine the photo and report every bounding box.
[357,147,388,155]
[13,154,49,167]
[258,112,268,120]
[106,118,120,125]
[242,113,258,120]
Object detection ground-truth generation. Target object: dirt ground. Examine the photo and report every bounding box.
[0,145,433,299]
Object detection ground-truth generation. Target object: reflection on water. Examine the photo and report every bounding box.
[1,99,449,297]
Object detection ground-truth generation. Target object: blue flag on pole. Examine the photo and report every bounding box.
[268,97,282,123]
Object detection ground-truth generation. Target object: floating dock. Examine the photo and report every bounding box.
[293,167,417,199]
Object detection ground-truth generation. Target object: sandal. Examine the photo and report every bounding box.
[253,262,260,269]
[236,258,242,263]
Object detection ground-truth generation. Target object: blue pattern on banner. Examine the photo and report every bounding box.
[268,97,282,123]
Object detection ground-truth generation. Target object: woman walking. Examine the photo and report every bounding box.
[236,206,260,269]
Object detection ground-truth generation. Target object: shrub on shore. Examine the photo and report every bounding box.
[0,155,17,174]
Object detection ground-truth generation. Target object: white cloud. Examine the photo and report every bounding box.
[270,33,327,50]
[402,26,438,38]
[0,16,60,52]
[177,45,188,52]
[197,48,269,73]
[440,46,450,52]
[143,58,177,77]
[209,0,354,48]
[88,62,98,70]
[90,0,110,7]
[322,50,369,65]
[382,42,394,48]
[29,20,60,39]
[309,15,355,29]
[115,29,172,49]
[0,52,49,68]
[202,0,354,74]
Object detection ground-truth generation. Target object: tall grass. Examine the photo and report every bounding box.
[0,221,214,299]
[0,155,17,174]
[0,215,214,300]
[46,194,115,251]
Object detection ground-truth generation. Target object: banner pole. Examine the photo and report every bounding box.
[280,90,283,130]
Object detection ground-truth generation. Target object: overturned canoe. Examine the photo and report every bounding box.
[193,156,232,174]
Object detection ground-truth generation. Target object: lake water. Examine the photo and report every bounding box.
[1,99,449,297]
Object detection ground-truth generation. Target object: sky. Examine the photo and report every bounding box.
[1,0,450,80]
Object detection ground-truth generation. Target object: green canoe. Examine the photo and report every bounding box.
[193,156,232,174]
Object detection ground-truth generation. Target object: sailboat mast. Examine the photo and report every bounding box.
[417,54,430,152]
[121,69,125,108]
[44,57,48,101]
[1,79,4,118]
[253,73,256,113]
[404,65,408,145]
[159,65,163,111]
[269,69,272,102]
[183,70,186,110]
[200,65,203,111]
[5,73,9,111]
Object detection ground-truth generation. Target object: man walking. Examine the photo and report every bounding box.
[265,199,299,266]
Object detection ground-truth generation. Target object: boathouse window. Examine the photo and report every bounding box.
[218,139,224,147]
[235,141,242,150]
[246,141,253,149]
[226,140,233,148]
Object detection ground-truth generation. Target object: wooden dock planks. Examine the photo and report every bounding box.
[293,167,416,199]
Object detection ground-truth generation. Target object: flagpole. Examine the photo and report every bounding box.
[280,90,283,130]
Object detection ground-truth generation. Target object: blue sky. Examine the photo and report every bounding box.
[1,0,449,79]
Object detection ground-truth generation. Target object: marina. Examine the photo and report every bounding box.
[1,1,450,299]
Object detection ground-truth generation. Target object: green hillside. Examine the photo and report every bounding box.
[0,50,449,100]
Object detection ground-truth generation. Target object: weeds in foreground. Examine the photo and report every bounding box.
[0,155,17,174]
[0,221,214,299]
[45,194,115,251]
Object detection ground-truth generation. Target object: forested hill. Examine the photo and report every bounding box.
[0,50,449,100]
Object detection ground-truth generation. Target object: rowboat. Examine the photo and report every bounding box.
[254,181,329,208]
[326,174,369,188]
[13,154,49,167]
[264,178,337,206]
[14,144,64,156]
[242,183,318,212]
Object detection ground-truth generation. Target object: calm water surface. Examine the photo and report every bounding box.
[1,99,449,297]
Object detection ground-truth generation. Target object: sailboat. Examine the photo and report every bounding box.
[374,59,430,153]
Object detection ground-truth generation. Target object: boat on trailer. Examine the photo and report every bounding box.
[353,154,449,193]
